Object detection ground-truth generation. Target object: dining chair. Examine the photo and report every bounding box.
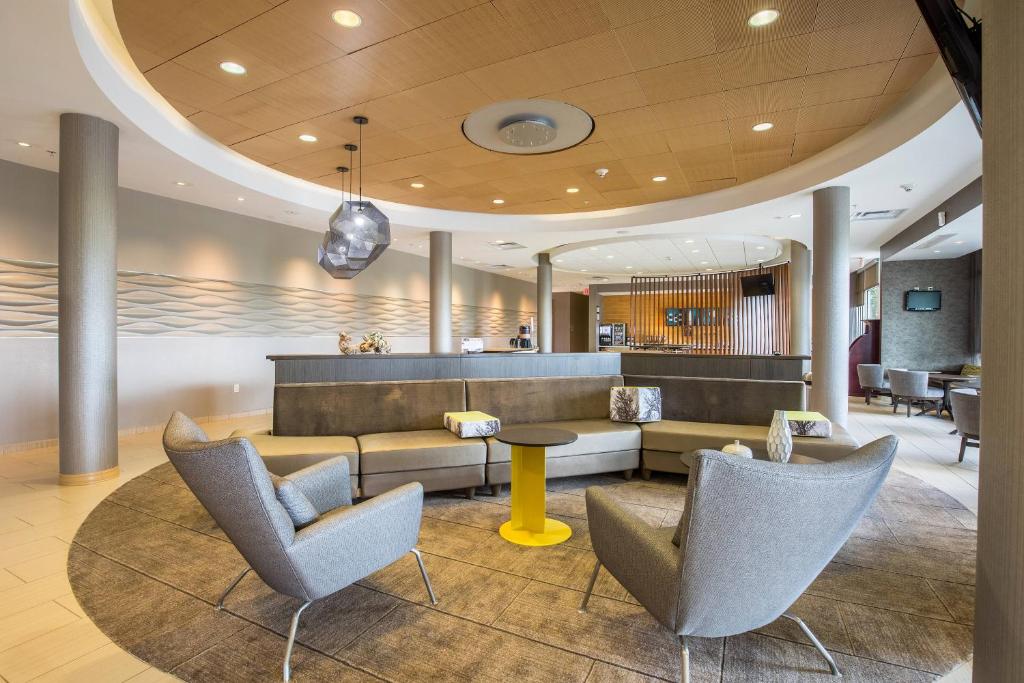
[950,389,980,462]
[580,436,898,683]
[856,364,890,405]
[162,411,437,681]
[888,369,944,417]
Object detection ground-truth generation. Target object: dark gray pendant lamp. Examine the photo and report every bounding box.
[318,116,391,278]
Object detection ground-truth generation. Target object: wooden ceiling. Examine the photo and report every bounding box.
[114,0,939,214]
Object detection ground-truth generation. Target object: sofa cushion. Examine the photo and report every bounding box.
[273,379,467,436]
[622,375,806,425]
[358,429,486,474]
[466,376,623,425]
[641,420,859,464]
[230,429,359,476]
[486,419,641,464]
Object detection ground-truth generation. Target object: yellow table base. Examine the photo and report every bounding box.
[499,444,572,546]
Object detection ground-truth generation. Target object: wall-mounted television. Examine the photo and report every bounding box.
[740,273,775,297]
[905,290,942,311]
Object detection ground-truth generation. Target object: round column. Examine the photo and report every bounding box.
[58,113,120,485]
[429,231,452,353]
[976,1,1024,677]
[536,253,553,353]
[809,187,850,427]
[789,240,811,356]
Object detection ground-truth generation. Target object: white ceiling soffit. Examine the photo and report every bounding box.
[67,0,964,237]
[889,205,983,261]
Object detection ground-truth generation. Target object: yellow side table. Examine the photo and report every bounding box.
[494,426,578,547]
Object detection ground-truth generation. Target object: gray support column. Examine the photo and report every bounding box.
[976,2,1023,678]
[536,253,553,353]
[809,187,850,427]
[789,240,811,356]
[429,231,452,354]
[58,113,119,485]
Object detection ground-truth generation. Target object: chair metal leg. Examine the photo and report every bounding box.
[679,635,690,683]
[283,601,312,682]
[959,436,968,462]
[782,613,841,677]
[215,567,251,610]
[410,548,438,605]
[578,560,601,612]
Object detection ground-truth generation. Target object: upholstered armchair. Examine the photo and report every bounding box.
[888,369,943,417]
[162,412,436,681]
[856,363,890,405]
[950,388,981,462]
[580,436,898,683]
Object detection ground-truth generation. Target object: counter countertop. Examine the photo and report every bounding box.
[621,351,811,360]
[267,352,615,360]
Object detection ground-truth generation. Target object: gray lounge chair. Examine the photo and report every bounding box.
[950,388,980,462]
[889,369,944,417]
[856,363,890,405]
[162,411,436,681]
[580,435,898,682]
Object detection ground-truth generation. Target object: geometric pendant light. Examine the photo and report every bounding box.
[318,116,391,278]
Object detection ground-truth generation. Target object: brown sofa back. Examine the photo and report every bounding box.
[273,380,467,436]
[623,375,806,426]
[465,375,623,425]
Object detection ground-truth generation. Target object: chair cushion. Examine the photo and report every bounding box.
[270,475,319,529]
[641,420,860,464]
[485,419,641,464]
[358,429,486,474]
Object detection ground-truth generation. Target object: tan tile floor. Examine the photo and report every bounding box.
[0,403,977,683]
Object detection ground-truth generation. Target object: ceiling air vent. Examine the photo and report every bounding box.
[487,263,513,270]
[488,240,527,250]
[851,209,907,221]
[590,276,610,282]
[914,234,956,250]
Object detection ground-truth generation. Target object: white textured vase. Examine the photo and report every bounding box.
[767,410,793,463]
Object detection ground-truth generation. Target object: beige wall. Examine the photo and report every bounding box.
[0,159,536,446]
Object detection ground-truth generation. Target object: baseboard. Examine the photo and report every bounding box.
[0,407,272,454]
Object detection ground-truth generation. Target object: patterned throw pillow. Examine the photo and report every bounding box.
[443,411,501,438]
[961,364,982,377]
[270,474,319,529]
[610,387,662,423]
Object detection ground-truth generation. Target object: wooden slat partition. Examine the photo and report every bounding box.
[628,264,791,355]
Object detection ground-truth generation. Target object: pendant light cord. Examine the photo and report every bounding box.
[358,122,363,206]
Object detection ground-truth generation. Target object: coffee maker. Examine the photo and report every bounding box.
[509,323,533,349]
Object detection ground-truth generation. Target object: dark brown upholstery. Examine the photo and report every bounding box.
[465,375,624,425]
[273,380,467,436]
[623,375,806,426]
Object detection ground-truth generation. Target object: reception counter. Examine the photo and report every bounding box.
[268,351,808,384]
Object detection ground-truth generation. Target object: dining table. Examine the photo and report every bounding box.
[929,372,981,419]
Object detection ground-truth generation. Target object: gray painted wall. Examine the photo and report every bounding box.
[0,159,535,446]
[880,255,975,372]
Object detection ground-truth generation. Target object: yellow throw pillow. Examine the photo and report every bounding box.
[961,364,982,377]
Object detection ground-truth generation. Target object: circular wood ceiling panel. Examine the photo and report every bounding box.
[113,0,939,214]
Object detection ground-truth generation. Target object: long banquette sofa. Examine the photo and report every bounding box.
[231,374,859,497]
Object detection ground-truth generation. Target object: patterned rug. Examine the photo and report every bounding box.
[67,462,975,682]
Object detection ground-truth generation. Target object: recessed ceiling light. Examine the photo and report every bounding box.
[331,9,362,27]
[580,269,588,272]
[700,260,709,264]
[298,133,318,142]
[789,213,801,219]
[16,141,31,147]
[652,175,668,182]
[236,196,245,202]
[934,250,942,254]
[174,181,189,187]
[492,198,505,205]
[566,187,580,193]
[705,268,714,272]
[757,258,766,262]
[953,240,964,244]
[606,255,614,259]
[493,240,506,244]
[691,249,700,254]
[410,182,425,189]
[748,9,780,27]
[555,259,564,263]
[756,245,766,250]
[625,266,633,269]
[684,239,695,244]
[219,61,246,75]
[752,122,774,132]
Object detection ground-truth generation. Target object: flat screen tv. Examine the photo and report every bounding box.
[665,308,682,327]
[905,290,942,311]
[914,0,981,135]
[740,273,775,297]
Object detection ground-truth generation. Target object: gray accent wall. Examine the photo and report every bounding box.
[880,255,975,372]
[0,159,535,446]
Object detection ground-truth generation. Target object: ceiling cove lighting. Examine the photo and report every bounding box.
[747,9,780,27]
[318,116,391,279]
[331,9,362,27]
[219,61,246,75]
[752,122,774,132]
[298,133,318,142]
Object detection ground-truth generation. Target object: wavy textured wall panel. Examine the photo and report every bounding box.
[0,258,534,338]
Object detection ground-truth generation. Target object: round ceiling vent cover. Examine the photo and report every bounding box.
[463,100,594,155]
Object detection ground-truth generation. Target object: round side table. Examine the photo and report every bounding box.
[494,426,578,547]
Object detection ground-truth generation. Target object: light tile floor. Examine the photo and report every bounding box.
[0,404,977,682]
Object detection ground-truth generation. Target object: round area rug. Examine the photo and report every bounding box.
[68,462,976,682]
